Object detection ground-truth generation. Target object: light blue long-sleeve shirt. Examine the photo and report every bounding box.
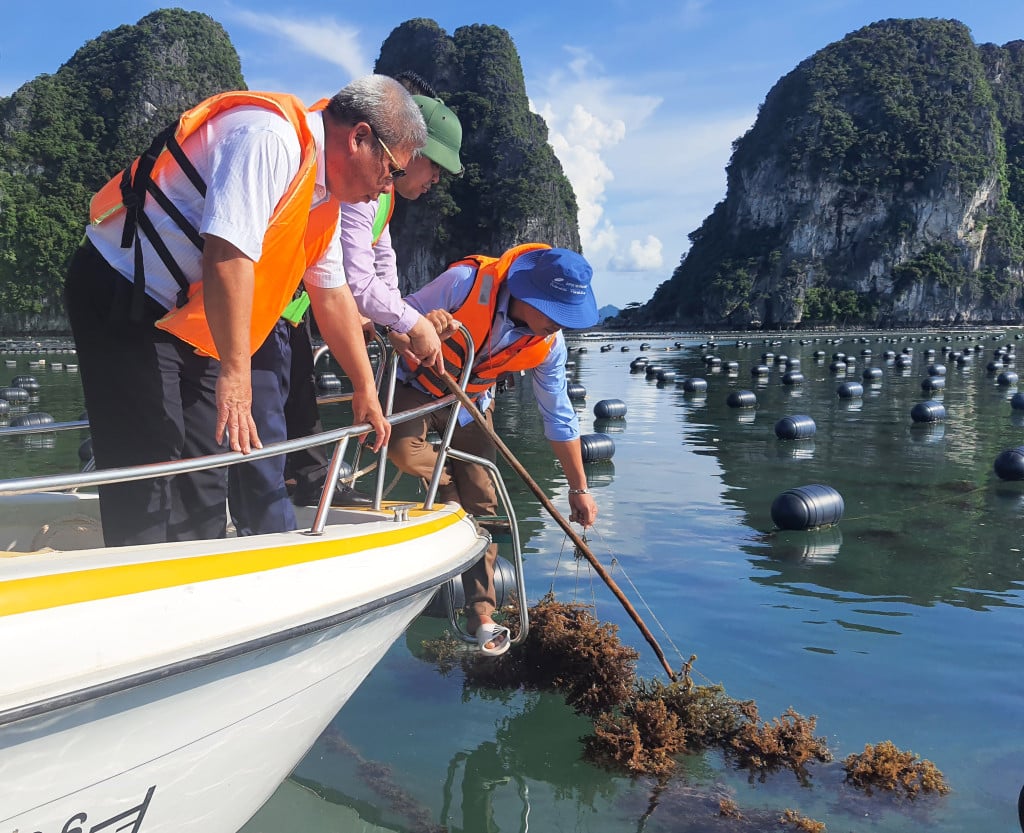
[398,263,581,442]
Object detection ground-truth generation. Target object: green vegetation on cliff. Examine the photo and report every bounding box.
[633,18,1024,329]
[375,19,580,291]
[0,9,243,321]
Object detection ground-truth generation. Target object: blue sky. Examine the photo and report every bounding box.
[3,2,1024,309]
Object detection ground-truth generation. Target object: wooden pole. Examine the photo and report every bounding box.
[440,371,678,682]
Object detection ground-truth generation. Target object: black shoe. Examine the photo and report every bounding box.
[330,484,374,507]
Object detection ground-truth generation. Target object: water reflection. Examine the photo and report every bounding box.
[766,527,842,566]
[774,440,815,460]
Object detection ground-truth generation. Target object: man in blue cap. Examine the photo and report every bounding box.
[387,244,600,655]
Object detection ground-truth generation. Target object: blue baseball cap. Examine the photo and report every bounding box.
[506,248,598,329]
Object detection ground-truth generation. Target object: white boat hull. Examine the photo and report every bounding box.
[0,497,486,832]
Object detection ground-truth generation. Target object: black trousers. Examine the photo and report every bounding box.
[283,317,332,502]
[64,242,227,546]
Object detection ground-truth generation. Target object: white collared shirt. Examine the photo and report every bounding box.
[87,107,344,311]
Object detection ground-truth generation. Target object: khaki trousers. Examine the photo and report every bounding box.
[389,383,499,626]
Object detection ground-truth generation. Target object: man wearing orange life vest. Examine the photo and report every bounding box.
[387,245,600,655]
[64,75,425,546]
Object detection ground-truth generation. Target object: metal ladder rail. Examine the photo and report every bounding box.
[408,323,529,647]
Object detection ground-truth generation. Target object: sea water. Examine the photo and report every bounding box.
[2,332,1021,832]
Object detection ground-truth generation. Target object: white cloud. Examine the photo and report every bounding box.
[530,48,662,273]
[609,235,664,271]
[227,9,370,80]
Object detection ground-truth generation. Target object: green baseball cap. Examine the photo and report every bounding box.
[413,95,464,175]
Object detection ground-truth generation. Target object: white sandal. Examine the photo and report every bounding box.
[474,622,511,656]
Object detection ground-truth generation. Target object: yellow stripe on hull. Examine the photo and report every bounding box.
[0,508,466,619]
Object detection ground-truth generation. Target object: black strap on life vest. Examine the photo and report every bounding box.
[119,122,207,321]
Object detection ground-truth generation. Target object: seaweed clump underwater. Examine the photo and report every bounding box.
[422,593,951,825]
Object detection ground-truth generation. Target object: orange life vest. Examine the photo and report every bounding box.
[411,243,557,396]
[89,91,339,358]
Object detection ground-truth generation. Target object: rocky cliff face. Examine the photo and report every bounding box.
[375,19,580,293]
[634,18,1024,329]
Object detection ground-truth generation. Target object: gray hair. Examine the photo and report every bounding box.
[326,74,426,150]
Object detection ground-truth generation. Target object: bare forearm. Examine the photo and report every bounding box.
[202,236,254,370]
[202,235,259,451]
[550,438,588,490]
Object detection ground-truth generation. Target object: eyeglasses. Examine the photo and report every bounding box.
[372,130,406,181]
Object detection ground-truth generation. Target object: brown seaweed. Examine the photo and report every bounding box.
[843,740,950,797]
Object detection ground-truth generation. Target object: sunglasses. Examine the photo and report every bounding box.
[372,130,406,181]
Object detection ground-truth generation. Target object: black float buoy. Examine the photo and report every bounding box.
[0,386,30,403]
[862,367,883,382]
[829,360,848,374]
[750,364,770,377]
[911,400,946,423]
[0,398,9,416]
[580,433,615,463]
[656,370,676,383]
[10,411,55,427]
[921,376,946,392]
[837,381,863,399]
[1011,392,1024,411]
[994,446,1024,481]
[425,556,518,616]
[781,371,804,385]
[726,390,757,409]
[316,372,343,392]
[681,377,707,393]
[567,382,587,400]
[593,399,627,419]
[774,414,816,440]
[78,437,94,465]
[998,371,1019,387]
[771,484,844,530]
[926,363,947,377]
[10,375,40,393]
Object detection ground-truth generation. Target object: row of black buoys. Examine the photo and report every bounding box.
[594,399,627,419]
[911,400,946,423]
[567,382,587,400]
[10,412,54,427]
[771,484,844,530]
[727,390,757,409]
[775,414,816,440]
[580,432,615,463]
[995,447,1024,480]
